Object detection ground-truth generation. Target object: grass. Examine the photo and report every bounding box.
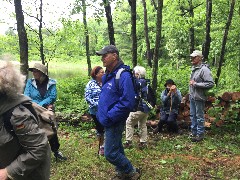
[50,124,240,180]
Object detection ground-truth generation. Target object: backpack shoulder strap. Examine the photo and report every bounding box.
[115,67,128,90]
[2,107,17,136]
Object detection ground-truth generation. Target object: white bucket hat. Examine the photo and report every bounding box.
[28,63,48,76]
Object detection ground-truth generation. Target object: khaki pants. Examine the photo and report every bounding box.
[126,111,148,143]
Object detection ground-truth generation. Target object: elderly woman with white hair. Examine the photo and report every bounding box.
[24,62,67,161]
[124,66,155,149]
[0,60,50,180]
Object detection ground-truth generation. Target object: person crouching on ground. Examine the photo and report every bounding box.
[154,79,182,134]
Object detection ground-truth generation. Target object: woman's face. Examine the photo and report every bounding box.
[95,68,104,80]
[32,69,44,80]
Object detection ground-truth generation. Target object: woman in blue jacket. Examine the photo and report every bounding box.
[24,63,67,161]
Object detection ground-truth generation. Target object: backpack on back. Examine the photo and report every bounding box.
[2,102,57,140]
[115,67,156,112]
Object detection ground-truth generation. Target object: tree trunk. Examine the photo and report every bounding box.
[82,0,91,76]
[128,0,137,67]
[14,0,28,77]
[238,60,240,77]
[103,0,115,45]
[39,0,45,64]
[152,0,163,96]
[202,0,212,62]
[142,0,152,67]
[215,0,235,86]
[188,0,195,53]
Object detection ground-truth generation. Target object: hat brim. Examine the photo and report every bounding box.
[28,67,48,76]
[164,82,175,87]
[28,68,35,72]
[96,50,107,56]
[190,53,197,57]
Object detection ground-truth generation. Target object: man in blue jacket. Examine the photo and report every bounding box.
[96,45,141,179]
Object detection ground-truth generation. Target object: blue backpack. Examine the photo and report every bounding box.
[115,68,156,112]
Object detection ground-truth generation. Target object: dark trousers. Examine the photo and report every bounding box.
[158,111,179,133]
[49,134,60,153]
[91,114,104,135]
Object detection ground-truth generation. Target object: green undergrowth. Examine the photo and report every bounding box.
[50,123,240,180]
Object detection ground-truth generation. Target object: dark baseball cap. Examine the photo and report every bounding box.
[96,45,119,56]
[164,79,175,87]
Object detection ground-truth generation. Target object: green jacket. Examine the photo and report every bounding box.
[0,94,50,180]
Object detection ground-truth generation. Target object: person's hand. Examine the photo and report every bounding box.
[190,80,196,85]
[47,104,53,111]
[170,85,177,93]
[0,169,8,180]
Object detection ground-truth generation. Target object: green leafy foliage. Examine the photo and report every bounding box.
[56,75,89,115]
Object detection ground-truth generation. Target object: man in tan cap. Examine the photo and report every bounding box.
[189,50,214,142]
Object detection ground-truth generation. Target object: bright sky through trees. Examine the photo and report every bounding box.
[0,0,76,34]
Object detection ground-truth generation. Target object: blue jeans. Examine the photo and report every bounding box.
[104,120,134,174]
[158,111,179,133]
[190,98,205,136]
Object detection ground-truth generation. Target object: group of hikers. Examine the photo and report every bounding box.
[0,45,214,180]
[84,45,214,180]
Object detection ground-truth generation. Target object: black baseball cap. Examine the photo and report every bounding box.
[164,79,175,87]
[96,45,119,56]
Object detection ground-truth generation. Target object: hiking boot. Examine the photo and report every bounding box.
[138,142,147,150]
[124,141,133,149]
[111,172,123,180]
[125,168,141,180]
[191,134,204,142]
[189,133,197,138]
[54,151,67,161]
[98,147,104,156]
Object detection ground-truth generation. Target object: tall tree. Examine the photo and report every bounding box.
[142,0,152,67]
[14,0,28,76]
[215,0,235,86]
[39,0,44,64]
[82,0,91,76]
[103,0,115,45]
[188,0,195,54]
[128,0,137,67]
[152,0,163,95]
[202,0,212,62]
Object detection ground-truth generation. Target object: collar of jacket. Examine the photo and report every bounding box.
[191,63,209,71]
[31,78,56,89]
[0,94,31,115]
